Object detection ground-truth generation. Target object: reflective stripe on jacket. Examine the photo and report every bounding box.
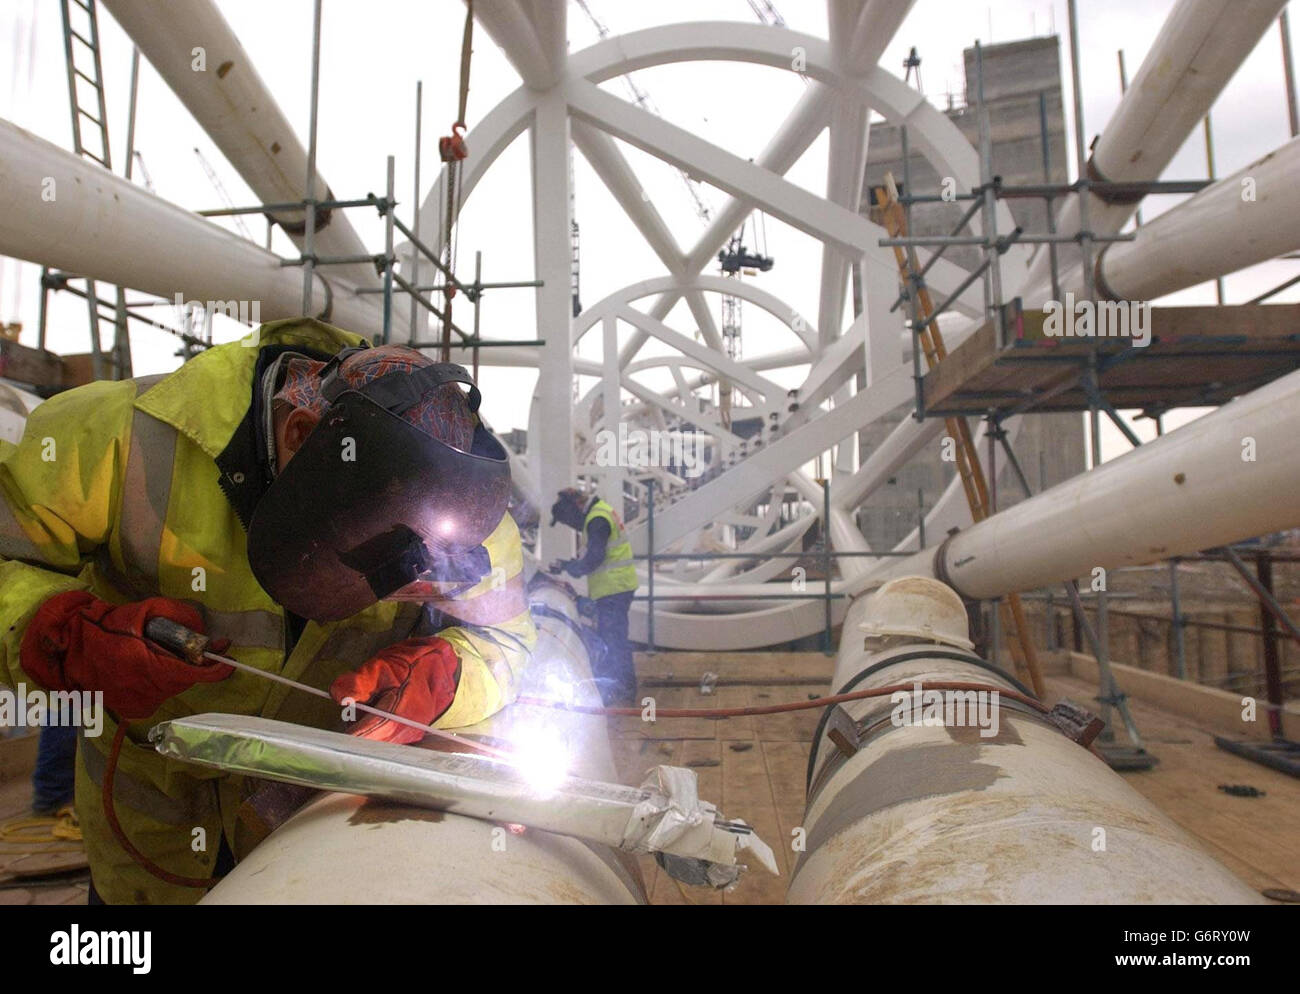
[0,317,534,903]
[583,499,638,599]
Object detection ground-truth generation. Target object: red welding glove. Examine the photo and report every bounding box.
[329,637,462,745]
[19,591,233,720]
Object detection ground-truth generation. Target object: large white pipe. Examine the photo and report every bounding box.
[1090,0,1286,189]
[788,577,1263,903]
[100,0,388,300]
[872,366,1300,600]
[0,120,382,337]
[0,380,40,444]
[1019,0,1288,294]
[1098,136,1300,301]
[204,576,647,904]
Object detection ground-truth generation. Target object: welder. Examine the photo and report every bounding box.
[0,317,534,904]
[548,488,639,705]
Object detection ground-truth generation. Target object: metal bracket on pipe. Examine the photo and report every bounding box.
[150,714,777,888]
[1047,700,1106,748]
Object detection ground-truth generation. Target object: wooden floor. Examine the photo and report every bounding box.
[0,774,90,906]
[609,652,832,905]
[2,649,1295,905]
[1048,671,1299,898]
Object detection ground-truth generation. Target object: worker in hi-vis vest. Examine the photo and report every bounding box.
[0,319,535,904]
[548,488,639,705]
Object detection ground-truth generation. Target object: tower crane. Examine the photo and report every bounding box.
[193,146,254,241]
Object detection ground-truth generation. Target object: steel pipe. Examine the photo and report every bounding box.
[202,576,647,904]
[0,120,382,336]
[787,577,1264,903]
[871,366,1300,600]
[1097,136,1300,301]
[1019,0,1288,294]
[100,0,387,300]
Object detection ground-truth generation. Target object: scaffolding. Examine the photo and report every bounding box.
[37,0,543,391]
[869,7,1300,771]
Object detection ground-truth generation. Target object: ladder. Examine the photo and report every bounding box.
[58,0,130,380]
[871,174,1046,698]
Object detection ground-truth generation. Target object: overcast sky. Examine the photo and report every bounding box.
[2,0,1297,461]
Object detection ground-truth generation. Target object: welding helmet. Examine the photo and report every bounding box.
[549,487,589,530]
[247,348,510,621]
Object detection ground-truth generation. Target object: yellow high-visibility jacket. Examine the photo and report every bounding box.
[582,500,638,599]
[0,318,534,904]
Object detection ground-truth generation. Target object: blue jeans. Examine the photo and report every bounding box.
[32,724,77,814]
[593,591,636,703]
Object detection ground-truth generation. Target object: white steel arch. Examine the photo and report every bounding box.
[414,5,1032,646]
[6,1,1291,650]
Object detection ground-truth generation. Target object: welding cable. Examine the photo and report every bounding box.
[517,680,1051,719]
[102,722,220,890]
[0,806,83,852]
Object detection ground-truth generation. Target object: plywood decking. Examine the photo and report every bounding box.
[0,771,89,906]
[922,303,1300,414]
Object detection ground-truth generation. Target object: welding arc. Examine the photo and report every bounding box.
[517,681,1050,719]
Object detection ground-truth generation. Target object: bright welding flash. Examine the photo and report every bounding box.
[513,723,570,795]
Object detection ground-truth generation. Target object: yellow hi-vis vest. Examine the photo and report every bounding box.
[583,500,638,599]
[0,317,535,904]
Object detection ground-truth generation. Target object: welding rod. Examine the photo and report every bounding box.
[143,617,514,761]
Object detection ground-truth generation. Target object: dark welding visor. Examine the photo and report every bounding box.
[549,491,586,529]
[247,364,510,622]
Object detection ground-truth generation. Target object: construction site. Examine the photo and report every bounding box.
[0,0,1297,942]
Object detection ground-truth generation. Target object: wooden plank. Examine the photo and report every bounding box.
[751,684,830,742]
[58,354,98,389]
[761,740,810,838]
[0,340,62,390]
[721,736,787,905]
[635,651,834,684]
[923,318,997,409]
[31,883,91,906]
[0,778,34,822]
[924,303,1300,414]
[639,684,723,741]
[0,732,39,785]
[1064,652,1300,741]
[709,683,756,741]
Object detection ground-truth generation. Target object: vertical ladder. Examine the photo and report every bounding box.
[872,175,1047,698]
[59,0,129,380]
